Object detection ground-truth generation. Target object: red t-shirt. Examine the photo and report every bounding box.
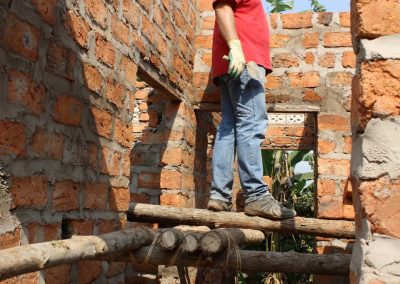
[212,0,272,79]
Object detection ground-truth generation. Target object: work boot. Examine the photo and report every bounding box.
[207,199,232,212]
[245,195,297,220]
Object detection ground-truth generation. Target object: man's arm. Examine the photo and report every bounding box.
[214,2,246,78]
[214,3,238,42]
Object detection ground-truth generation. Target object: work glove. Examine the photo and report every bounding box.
[227,39,246,79]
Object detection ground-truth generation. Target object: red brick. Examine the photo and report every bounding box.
[0,229,21,250]
[31,128,65,160]
[323,32,352,47]
[141,16,156,44]
[122,0,140,28]
[359,177,400,238]
[302,32,319,48]
[7,70,45,115]
[130,193,150,204]
[32,0,58,26]
[318,12,333,26]
[114,119,134,148]
[110,187,130,211]
[342,51,356,68]
[270,13,278,29]
[161,147,182,166]
[0,13,40,61]
[139,112,149,122]
[112,14,130,45]
[90,107,113,138]
[0,121,26,157]
[100,147,121,176]
[318,139,336,154]
[182,173,195,190]
[303,89,322,102]
[265,76,283,89]
[281,13,312,29]
[156,34,168,56]
[201,15,215,30]
[304,52,315,64]
[352,0,400,38]
[45,265,71,284]
[197,0,212,12]
[78,260,103,283]
[318,158,350,177]
[122,151,130,177]
[317,195,343,219]
[106,77,126,108]
[10,176,47,209]
[64,10,90,48]
[52,95,82,126]
[343,136,352,154]
[359,60,400,119]
[339,12,350,28]
[97,219,118,234]
[83,183,108,210]
[160,194,183,207]
[317,179,337,197]
[288,72,320,88]
[318,115,350,132]
[160,170,181,190]
[82,63,102,93]
[43,223,59,241]
[95,35,115,67]
[52,180,80,211]
[119,56,137,87]
[270,34,292,48]
[46,41,76,81]
[343,201,355,220]
[138,172,161,188]
[327,71,353,87]
[85,0,107,29]
[272,53,299,68]
[137,0,152,13]
[194,34,213,49]
[68,219,94,235]
[319,53,336,68]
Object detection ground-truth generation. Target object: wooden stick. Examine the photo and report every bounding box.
[105,247,351,275]
[128,203,355,238]
[182,233,202,253]
[159,229,184,250]
[200,228,266,254]
[0,228,155,281]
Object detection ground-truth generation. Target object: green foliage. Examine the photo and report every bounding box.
[266,0,326,13]
[310,0,326,12]
[266,0,294,13]
[261,150,315,284]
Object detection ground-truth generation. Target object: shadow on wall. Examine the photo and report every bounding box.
[0,0,139,282]
[0,0,210,283]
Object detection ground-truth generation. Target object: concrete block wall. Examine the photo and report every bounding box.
[0,0,200,282]
[350,0,400,283]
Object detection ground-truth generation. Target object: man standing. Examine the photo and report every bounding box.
[207,0,296,219]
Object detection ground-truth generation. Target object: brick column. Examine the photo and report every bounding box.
[350,0,400,283]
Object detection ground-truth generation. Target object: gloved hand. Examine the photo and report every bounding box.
[227,39,246,79]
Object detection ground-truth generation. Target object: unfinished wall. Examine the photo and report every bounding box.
[0,0,199,282]
[350,0,400,283]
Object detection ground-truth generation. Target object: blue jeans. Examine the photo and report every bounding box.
[210,66,269,204]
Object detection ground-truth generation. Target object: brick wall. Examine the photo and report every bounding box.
[350,0,400,283]
[193,7,356,283]
[0,0,199,282]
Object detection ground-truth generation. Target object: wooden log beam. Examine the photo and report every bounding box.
[200,228,266,254]
[0,228,156,281]
[105,247,351,275]
[128,203,355,238]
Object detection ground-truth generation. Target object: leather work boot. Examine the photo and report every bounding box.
[245,195,297,220]
[207,199,233,212]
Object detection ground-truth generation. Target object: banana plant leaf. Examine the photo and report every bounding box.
[266,0,294,13]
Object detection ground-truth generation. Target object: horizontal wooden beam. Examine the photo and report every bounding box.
[0,228,155,281]
[194,103,320,113]
[104,246,351,275]
[128,203,355,238]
